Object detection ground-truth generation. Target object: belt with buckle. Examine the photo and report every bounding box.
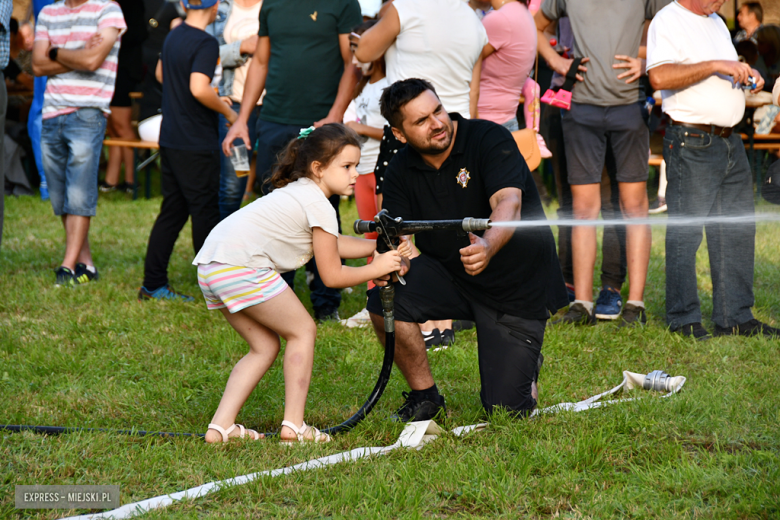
[670,120,733,138]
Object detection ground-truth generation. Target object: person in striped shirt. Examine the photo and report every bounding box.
[32,0,126,287]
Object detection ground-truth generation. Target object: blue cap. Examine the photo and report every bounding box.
[182,0,218,9]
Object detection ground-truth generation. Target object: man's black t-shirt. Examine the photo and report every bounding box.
[159,23,219,151]
[381,113,568,319]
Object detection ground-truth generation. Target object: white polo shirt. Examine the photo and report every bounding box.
[385,0,487,118]
[646,1,745,128]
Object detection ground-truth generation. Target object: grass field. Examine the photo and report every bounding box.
[1,188,779,519]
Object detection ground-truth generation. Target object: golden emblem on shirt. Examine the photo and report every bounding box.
[456,168,471,188]
[310,11,318,21]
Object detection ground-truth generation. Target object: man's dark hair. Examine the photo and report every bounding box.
[9,17,18,35]
[380,78,438,129]
[743,2,763,23]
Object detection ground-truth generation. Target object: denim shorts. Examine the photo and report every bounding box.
[42,108,107,216]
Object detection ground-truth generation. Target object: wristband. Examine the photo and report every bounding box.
[48,47,59,61]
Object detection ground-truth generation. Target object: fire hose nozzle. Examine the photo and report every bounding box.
[461,218,492,233]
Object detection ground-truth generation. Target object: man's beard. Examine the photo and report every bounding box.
[408,118,454,155]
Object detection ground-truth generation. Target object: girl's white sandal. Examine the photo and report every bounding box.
[207,423,262,442]
[279,420,331,444]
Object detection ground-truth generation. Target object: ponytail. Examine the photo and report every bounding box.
[267,123,361,190]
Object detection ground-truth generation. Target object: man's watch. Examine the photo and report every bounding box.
[48,47,59,61]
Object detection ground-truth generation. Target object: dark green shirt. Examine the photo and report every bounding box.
[259,0,361,126]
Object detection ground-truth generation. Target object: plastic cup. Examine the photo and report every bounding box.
[230,144,250,178]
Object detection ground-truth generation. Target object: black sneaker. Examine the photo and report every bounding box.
[552,302,595,325]
[391,391,446,423]
[713,319,780,338]
[54,266,76,287]
[98,181,117,192]
[452,320,475,331]
[314,307,340,322]
[619,303,647,328]
[423,328,442,349]
[440,328,455,346]
[672,322,711,341]
[74,263,99,285]
[117,182,135,194]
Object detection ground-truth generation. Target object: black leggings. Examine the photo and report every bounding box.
[143,147,220,290]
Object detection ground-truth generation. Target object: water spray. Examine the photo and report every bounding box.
[489,213,780,229]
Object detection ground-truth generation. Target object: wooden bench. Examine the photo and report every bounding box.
[102,138,159,200]
[648,154,663,167]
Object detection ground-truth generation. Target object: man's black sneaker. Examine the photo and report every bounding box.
[314,308,340,322]
[452,320,475,331]
[672,322,711,341]
[619,303,647,328]
[54,266,76,287]
[552,302,595,325]
[423,328,442,349]
[440,328,455,346]
[390,391,446,422]
[713,319,780,338]
[74,263,99,285]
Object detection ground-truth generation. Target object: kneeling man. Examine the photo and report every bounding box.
[367,79,568,421]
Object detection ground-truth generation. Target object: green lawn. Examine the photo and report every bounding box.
[1,189,779,519]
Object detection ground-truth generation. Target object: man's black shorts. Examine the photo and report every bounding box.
[366,255,546,415]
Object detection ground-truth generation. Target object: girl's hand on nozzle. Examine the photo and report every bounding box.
[372,249,403,275]
[397,236,412,258]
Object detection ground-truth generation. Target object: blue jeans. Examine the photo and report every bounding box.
[41,108,107,216]
[663,125,755,329]
[218,103,261,220]
[500,117,519,132]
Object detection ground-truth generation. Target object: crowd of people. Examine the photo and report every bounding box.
[1,0,779,441]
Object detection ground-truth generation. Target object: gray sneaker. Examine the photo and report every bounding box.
[619,303,647,328]
[552,302,595,325]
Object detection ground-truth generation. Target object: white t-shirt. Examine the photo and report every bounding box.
[193,178,339,272]
[346,77,390,175]
[646,1,745,128]
[386,0,487,117]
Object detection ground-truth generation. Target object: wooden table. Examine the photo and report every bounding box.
[102,138,159,200]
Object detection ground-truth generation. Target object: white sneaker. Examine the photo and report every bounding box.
[340,308,371,328]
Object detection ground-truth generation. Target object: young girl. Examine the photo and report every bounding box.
[193,124,408,443]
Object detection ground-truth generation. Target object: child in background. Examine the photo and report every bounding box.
[340,21,389,328]
[138,0,237,302]
[345,20,388,241]
[194,124,410,443]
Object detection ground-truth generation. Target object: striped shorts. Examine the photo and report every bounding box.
[197,262,288,313]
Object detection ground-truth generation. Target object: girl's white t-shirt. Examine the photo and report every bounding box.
[347,76,389,175]
[193,177,339,272]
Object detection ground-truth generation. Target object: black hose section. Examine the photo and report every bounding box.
[0,425,204,437]
[321,330,395,436]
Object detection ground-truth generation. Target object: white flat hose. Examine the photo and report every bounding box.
[60,370,685,520]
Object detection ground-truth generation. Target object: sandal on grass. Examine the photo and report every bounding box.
[280,420,331,444]
[207,423,263,442]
